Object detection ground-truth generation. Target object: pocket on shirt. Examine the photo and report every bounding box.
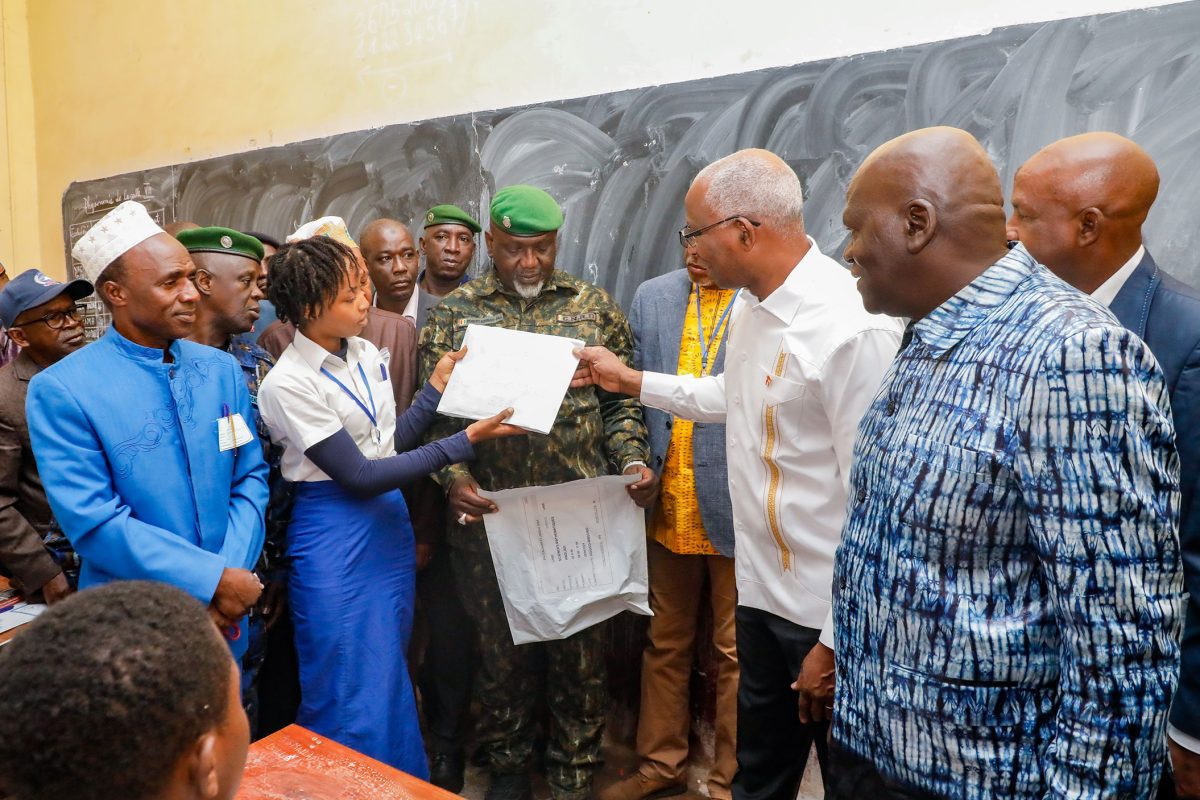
[882,662,1051,728]
[762,372,806,405]
[371,349,393,387]
[904,435,993,477]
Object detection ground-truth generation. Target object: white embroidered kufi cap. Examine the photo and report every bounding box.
[71,201,165,283]
[285,216,357,248]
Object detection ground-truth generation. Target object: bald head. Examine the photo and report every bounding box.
[843,126,1010,319]
[1009,132,1157,291]
[359,218,418,311]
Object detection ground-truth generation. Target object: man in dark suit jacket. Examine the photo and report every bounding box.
[598,261,738,800]
[0,270,93,603]
[1010,131,1200,799]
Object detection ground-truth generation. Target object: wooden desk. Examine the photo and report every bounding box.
[0,577,43,646]
[236,724,459,800]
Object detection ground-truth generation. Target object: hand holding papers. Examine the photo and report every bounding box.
[437,325,583,435]
[478,474,652,644]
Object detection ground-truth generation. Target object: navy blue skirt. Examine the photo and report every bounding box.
[287,480,427,778]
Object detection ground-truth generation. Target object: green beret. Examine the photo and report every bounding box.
[176,226,265,262]
[423,204,481,233]
[489,185,564,236]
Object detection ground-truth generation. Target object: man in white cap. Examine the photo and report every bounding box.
[25,201,268,658]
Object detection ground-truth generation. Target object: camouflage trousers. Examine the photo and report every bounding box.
[452,545,608,800]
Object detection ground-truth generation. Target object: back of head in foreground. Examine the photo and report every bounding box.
[0,581,249,800]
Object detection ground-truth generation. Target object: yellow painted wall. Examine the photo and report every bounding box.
[0,0,38,275]
[3,0,1184,278]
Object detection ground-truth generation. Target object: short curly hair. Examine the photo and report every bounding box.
[267,236,360,325]
[0,581,232,800]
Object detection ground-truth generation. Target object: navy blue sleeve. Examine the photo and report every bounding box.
[395,383,443,452]
[304,426,474,499]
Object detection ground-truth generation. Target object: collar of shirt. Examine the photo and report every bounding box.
[1090,245,1145,307]
[473,268,581,300]
[290,329,374,376]
[106,324,183,364]
[911,244,1036,358]
[400,287,421,320]
[749,237,823,324]
[13,349,41,382]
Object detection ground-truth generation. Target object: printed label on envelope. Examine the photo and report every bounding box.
[216,413,255,451]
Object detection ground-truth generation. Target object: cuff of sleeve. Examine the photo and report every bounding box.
[639,371,675,408]
[1170,724,1200,755]
[435,461,473,491]
[445,430,475,464]
[17,554,64,595]
[818,611,835,649]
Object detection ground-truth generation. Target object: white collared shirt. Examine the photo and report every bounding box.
[1090,245,1144,306]
[258,330,397,482]
[640,240,903,644]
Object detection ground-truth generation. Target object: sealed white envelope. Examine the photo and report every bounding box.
[437,324,583,435]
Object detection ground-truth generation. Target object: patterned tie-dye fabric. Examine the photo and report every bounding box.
[833,245,1184,798]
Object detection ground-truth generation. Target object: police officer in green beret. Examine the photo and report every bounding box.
[178,225,293,728]
[419,204,480,310]
[408,204,483,792]
[419,186,654,800]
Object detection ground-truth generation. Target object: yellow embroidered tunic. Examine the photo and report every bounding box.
[651,284,737,555]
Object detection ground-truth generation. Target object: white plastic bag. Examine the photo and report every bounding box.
[478,474,652,644]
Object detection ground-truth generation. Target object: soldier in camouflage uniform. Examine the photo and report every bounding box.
[419,186,655,800]
[177,227,295,731]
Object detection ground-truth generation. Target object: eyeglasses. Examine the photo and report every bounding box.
[14,305,83,331]
[678,215,761,249]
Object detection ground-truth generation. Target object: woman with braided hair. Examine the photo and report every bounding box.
[258,232,522,775]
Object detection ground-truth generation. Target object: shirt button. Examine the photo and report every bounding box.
[856,486,867,503]
[885,398,898,416]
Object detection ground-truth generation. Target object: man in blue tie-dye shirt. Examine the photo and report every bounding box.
[828,127,1184,799]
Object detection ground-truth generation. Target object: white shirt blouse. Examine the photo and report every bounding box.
[258,331,398,483]
[640,240,903,645]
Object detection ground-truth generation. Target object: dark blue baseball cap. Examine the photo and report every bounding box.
[0,270,93,329]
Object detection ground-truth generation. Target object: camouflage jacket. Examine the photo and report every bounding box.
[419,268,650,550]
[226,337,293,573]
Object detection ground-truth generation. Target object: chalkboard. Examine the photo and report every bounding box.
[63,1,1200,314]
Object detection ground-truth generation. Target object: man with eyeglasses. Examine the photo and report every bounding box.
[575,149,903,800]
[0,269,93,604]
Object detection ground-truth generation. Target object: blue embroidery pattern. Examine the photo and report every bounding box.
[833,246,1184,798]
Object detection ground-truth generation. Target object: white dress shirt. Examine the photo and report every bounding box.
[1090,245,1144,306]
[640,240,903,645]
[258,331,398,482]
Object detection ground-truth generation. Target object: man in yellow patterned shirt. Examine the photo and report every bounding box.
[599,254,738,800]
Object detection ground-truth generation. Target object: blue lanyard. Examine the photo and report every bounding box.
[320,363,377,428]
[694,286,740,375]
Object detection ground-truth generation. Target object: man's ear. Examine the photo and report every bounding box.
[193,269,214,296]
[484,230,494,259]
[1077,207,1103,248]
[7,324,30,348]
[905,199,936,254]
[736,217,758,251]
[99,280,127,309]
[189,731,222,799]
